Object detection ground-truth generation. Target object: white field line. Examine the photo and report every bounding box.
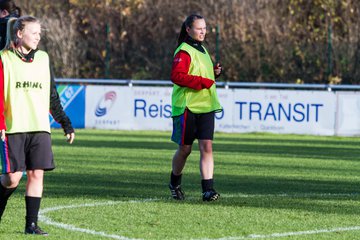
[39,214,132,240]
[38,194,360,240]
[39,200,155,240]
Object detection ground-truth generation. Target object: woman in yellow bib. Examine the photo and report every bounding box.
[169,14,223,201]
[0,16,75,235]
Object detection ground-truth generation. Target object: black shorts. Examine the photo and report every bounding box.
[1,132,54,174]
[171,109,215,145]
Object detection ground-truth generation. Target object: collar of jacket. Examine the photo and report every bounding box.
[185,36,205,53]
[11,48,38,62]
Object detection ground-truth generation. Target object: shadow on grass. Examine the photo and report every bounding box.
[43,130,360,216]
[52,134,360,161]
[215,135,360,146]
[33,168,360,216]
[214,142,360,161]
[52,138,176,151]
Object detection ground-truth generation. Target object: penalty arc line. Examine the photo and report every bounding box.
[38,196,360,240]
[39,200,154,240]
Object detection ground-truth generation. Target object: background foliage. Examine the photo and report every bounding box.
[18,0,360,84]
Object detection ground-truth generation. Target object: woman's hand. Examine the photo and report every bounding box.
[1,129,5,141]
[214,63,222,77]
[66,132,75,144]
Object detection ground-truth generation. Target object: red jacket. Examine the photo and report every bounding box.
[170,50,219,90]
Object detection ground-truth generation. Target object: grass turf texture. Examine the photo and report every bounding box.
[0,129,359,239]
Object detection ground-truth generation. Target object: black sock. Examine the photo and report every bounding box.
[25,196,41,227]
[201,179,214,192]
[170,172,182,187]
[0,184,17,219]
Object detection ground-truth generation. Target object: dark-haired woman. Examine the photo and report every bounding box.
[168,14,223,201]
[0,0,21,49]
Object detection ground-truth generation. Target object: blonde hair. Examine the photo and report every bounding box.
[4,15,39,50]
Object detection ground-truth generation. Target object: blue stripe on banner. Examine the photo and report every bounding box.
[50,85,85,128]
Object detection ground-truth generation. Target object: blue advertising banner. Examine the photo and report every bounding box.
[50,85,85,129]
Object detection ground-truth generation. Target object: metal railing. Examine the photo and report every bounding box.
[55,78,360,91]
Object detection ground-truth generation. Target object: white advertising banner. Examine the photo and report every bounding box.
[86,86,340,135]
[215,89,336,135]
[214,88,235,132]
[335,92,360,136]
[85,86,173,130]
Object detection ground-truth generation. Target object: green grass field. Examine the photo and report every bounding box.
[1,129,360,239]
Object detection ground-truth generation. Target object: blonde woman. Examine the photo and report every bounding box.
[0,16,75,235]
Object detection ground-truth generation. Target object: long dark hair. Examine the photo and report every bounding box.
[177,14,204,47]
[0,0,21,18]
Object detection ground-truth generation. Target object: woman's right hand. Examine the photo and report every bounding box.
[1,129,5,141]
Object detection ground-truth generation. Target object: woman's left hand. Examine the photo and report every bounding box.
[214,63,222,76]
[66,132,75,144]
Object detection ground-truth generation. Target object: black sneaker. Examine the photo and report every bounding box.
[24,222,49,236]
[202,189,220,201]
[169,184,185,200]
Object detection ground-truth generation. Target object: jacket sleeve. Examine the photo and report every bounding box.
[0,59,6,130]
[170,50,214,90]
[49,66,74,134]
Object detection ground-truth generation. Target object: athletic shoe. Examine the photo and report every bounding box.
[24,222,48,236]
[202,189,220,201]
[169,184,185,200]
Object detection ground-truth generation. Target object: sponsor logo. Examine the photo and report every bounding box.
[16,81,42,89]
[95,91,117,117]
[50,85,85,127]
